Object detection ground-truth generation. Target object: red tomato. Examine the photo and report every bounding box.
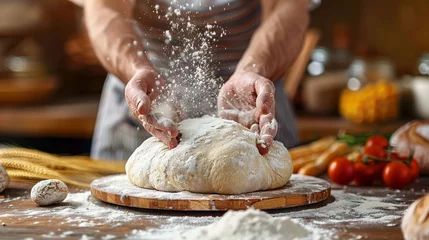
[365,135,389,149]
[364,145,387,159]
[328,157,355,185]
[353,162,376,186]
[382,162,412,189]
[409,160,420,182]
[390,152,403,160]
[370,162,388,181]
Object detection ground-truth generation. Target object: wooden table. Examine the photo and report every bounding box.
[1,177,427,239]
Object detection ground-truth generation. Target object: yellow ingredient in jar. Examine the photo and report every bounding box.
[339,80,398,124]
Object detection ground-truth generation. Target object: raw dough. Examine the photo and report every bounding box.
[126,116,293,194]
[402,194,429,240]
[390,120,429,174]
[181,208,311,240]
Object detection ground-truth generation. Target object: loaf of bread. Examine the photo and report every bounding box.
[390,120,429,174]
[402,194,429,240]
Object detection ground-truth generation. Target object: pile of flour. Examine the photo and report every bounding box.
[180,209,312,240]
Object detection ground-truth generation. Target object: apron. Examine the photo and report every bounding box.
[90,0,319,160]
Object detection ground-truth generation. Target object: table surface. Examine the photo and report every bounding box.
[1,176,427,240]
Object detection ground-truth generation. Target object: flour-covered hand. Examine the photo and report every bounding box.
[125,68,179,149]
[218,71,278,155]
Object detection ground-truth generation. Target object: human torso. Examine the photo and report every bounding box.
[133,0,261,81]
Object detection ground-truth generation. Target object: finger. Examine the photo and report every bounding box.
[148,77,167,101]
[257,142,270,156]
[218,86,238,110]
[250,123,259,133]
[142,120,179,149]
[141,114,179,138]
[238,111,256,128]
[259,114,278,147]
[254,79,275,118]
[218,109,239,122]
[125,80,152,116]
[219,109,256,128]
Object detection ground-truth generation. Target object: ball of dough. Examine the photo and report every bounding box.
[402,194,429,240]
[126,116,293,194]
[0,164,9,193]
[390,120,429,174]
[31,179,68,206]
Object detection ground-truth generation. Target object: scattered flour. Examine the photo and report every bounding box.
[274,189,410,225]
[149,2,227,120]
[2,191,137,226]
[1,186,423,239]
[101,234,117,240]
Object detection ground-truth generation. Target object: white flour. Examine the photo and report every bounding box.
[149,3,226,120]
[2,191,138,225]
[92,174,329,203]
[1,186,423,239]
[180,209,312,240]
[132,209,317,240]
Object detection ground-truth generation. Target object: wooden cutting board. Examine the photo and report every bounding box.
[91,174,331,211]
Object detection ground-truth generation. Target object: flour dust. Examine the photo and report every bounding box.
[150,3,226,120]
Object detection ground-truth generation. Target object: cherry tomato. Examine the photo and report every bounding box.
[364,145,387,159]
[365,135,389,149]
[370,162,388,181]
[390,152,404,161]
[382,162,411,189]
[328,157,355,185]
[353,162,376,186]
[409,160,420,182]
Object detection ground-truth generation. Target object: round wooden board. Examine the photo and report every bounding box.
[91,174,331,211]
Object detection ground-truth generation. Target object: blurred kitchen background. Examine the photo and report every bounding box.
[0,0,428,155]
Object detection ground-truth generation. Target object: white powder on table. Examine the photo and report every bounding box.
[180,209,312,240]
[2,186,423,239]
[129,209,323,240]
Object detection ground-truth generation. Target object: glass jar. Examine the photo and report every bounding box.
[340,58,399,124]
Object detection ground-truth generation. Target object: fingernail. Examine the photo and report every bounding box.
[136,101,142,111]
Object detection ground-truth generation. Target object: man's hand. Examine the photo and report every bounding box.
[125,68,179,149]
[218,71,278,155]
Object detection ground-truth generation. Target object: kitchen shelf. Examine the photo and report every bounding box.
[0,97,98,138]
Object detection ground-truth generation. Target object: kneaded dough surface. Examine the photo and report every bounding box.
[126,116,293,194]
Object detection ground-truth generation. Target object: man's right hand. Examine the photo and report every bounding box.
[125,68,179,149]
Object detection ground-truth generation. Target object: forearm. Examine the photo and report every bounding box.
[236,0,310,81]
[84,0,152,83]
